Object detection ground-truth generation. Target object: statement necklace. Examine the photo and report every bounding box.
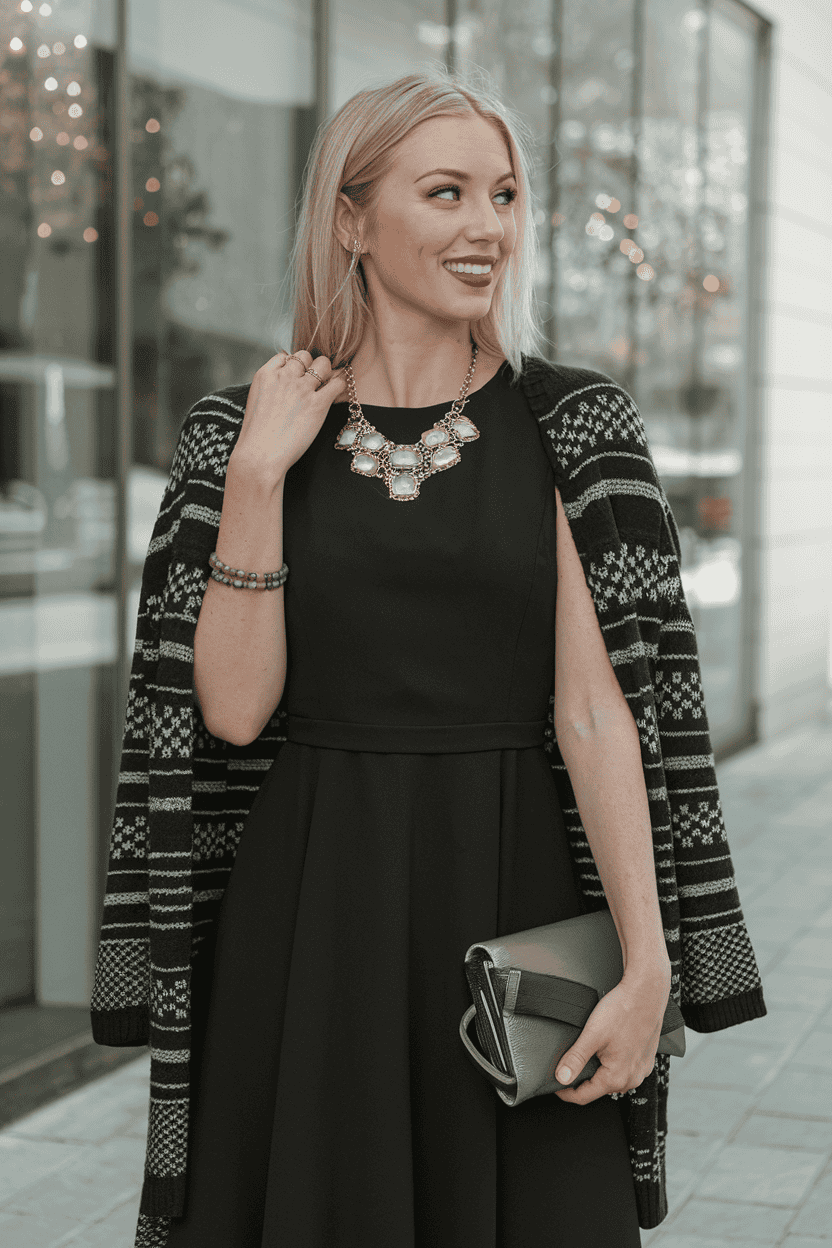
[333,342,481,502]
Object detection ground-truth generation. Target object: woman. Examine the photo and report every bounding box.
[90,69,766,1248]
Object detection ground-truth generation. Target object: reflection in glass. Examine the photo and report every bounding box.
[0,0,119,1007]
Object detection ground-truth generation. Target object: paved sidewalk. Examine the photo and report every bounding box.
[0,719,830,1247]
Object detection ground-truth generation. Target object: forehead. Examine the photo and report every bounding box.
[392,114,511,172]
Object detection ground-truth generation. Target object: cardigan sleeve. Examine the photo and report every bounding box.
[652,516,767,1032]
[89,400,221,1047]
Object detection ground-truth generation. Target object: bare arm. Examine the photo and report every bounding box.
[193,459,288,746]
[193,348,347,746]
[552,486,670,979]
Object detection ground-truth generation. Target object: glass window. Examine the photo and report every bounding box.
[0,0,118,1006]
[460,0,765,748]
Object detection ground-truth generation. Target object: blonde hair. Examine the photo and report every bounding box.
[281,64,548,384]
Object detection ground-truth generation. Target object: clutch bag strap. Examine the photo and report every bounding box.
[491,967,686,1037]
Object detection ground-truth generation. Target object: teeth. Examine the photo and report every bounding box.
[444,262,493,275]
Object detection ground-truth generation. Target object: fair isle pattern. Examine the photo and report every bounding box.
[89,362,766,1245]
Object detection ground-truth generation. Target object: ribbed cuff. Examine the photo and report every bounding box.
[681,985,767,1033]
[140,1174,186,1218]
[637,1180,668,1230]
[90,1005,149,1047]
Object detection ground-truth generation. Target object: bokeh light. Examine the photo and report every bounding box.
[37,222,52,237]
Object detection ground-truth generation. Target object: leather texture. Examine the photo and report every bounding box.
[460,907,687,1106]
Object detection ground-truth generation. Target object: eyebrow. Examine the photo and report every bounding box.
[416,168,516,184]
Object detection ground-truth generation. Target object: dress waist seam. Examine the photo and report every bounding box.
[284,715,548,753]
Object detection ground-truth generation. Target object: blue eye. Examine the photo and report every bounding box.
[429,184,517,205]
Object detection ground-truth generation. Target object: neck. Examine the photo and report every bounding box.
[346,324,484,408]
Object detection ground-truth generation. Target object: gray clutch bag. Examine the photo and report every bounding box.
[459,906,686,1107]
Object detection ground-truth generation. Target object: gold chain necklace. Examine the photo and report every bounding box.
[333,342,481,502]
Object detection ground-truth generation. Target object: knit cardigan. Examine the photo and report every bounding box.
[90,354,766,1247]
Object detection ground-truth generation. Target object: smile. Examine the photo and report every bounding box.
[443,262,494,288]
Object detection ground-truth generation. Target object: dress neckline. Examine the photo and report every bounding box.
[331,358,509,415]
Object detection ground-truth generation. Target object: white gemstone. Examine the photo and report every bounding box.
[354,453,378,474]
[432,445,459,470]
[452,419,477,440]
[422,427,449,447]
[390,446,420,467]
[391,473,417,496]
[361,431,385,450]
[338,428,357,446]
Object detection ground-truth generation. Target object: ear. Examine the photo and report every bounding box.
[333,192,361,254]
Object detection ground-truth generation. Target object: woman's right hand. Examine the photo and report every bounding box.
[231,348,348,484]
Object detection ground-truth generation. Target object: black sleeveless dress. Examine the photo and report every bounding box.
[165,360,641,1247]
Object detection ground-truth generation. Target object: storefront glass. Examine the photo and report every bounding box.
[0,0,766,1013]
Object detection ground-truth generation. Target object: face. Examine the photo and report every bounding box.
[336,113,518,333]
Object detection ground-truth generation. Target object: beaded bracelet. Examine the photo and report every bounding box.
[208,551,289,590]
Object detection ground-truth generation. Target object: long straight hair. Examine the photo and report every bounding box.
[281,64,548,383]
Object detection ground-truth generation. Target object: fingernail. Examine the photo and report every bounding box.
[557,1066,572,1083]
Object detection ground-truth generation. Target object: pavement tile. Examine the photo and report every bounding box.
[787,1166,832,1237]
[0,1134,77,1204]
[781,1238,832,1246]
[55,1192,140,1247]
[672,1039,783,1092]
[648,1237,775,1248]
[733,1113,832,1152]
[8,1062,149,1144]
[695,1144,827,1205]
[666,1132,725,1185]
[4,1135,144,1221]
[654,1195,794,1241]
[759,971,832,1011]
[0,1208,79,1246]
[755,1069,832,1119]
[729,1008,816,1050]
[791,1030,832,1075]
[668,1085,757,1138]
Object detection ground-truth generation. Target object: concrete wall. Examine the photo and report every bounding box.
[751,0,832,738]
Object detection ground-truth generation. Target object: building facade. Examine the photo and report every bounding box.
[0,0,830,1018]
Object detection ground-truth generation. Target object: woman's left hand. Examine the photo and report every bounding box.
[553,960,672,1104]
